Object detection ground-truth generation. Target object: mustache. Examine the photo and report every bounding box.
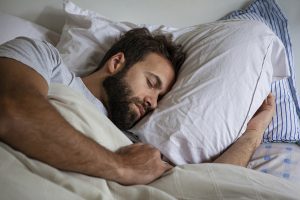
[130,97,153,114]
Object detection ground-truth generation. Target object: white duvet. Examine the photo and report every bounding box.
[0,84,299,200]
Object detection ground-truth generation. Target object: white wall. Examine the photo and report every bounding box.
[0,0,299,92]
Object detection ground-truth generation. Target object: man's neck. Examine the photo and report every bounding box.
[81,72,106,104]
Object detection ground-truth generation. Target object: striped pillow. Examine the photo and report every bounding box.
[222,0,300,142]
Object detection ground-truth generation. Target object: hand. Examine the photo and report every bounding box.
[246,93,275,132]
[245,93,275,147]
[213,94,275,166]
[114,143,173,185]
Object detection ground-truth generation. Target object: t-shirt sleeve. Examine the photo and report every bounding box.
[0,37,62,85]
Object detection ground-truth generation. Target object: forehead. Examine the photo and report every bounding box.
[128,53,175,91]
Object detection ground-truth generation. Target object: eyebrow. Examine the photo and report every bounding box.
[147,72,162,90]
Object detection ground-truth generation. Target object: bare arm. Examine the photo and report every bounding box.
[0,58,171,185]
[214,93,275,166]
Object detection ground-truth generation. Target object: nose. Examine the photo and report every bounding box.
[144,94,158,110]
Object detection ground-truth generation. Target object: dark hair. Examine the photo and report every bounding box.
[98,28,186,76]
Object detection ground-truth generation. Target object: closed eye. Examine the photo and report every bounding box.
[147,78,154,89]
[145,72,165,100]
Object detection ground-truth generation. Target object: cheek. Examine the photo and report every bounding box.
[125,76,147,97]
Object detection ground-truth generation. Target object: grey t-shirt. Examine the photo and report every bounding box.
[0,37,107,116]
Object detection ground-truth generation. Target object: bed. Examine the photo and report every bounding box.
[0,0,300,199]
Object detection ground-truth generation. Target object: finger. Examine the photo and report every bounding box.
[264,93,273,105]
[148,144,162,152]
[133,142,144,146]
[267,93,275,106]
[266,93,272,100]
[269,93,275,101]
[263,94,270,104]
[162,161,174,171]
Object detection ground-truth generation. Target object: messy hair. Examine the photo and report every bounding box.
[97,27,186,76]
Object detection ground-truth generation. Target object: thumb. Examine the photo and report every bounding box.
[163,162,174,171]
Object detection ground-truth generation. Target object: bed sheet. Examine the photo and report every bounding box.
[0,83,300,199]
[249,142,300,183]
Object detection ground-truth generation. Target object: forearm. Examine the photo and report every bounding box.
[0,59,121,181]
[213,94,275,167]
[0,91,122,180]
[0,94,169,184]
[213,130,261,167]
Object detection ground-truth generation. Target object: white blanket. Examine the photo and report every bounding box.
[0,84,299,200]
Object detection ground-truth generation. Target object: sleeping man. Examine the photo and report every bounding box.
[0,28,275,185]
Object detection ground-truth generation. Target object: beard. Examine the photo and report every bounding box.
[102,69,151,130]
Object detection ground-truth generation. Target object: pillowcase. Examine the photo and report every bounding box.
[0,12,59,45]
[56,1,177,76]
[221,0,300,143]
[131,21,289,164]
[56,1,289,164]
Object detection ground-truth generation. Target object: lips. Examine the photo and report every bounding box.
[135,103,145,117]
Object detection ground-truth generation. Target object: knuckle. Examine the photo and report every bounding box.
[134,142,143,146]
[153,149,161,156]
[145,143,154,148]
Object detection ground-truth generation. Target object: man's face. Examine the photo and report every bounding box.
[103,53,175,130]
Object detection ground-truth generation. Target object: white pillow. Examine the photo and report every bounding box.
[0,12,59,45]
[131,21,289,164]
[56,1,177,76]
[56,1,290,165]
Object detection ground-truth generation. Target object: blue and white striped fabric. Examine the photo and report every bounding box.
[222,0,300,142]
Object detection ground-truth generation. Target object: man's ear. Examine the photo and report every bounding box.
[107,52,125,74]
